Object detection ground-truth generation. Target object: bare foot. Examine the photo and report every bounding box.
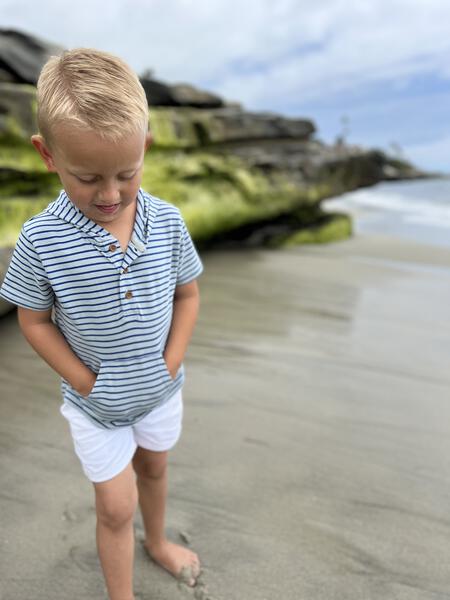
[143,539,200,587]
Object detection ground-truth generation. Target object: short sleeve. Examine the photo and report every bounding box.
[176,218,204,285]
[0,227,55,310]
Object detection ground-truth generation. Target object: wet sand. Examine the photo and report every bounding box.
[1,233,450,599]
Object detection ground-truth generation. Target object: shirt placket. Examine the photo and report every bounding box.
[91,235,136,309]
[121,233,148,302]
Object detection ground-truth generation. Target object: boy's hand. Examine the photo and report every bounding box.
[162,279,199,382]
[163,351,180,381]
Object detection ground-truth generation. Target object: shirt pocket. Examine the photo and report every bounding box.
[85,352,178,422]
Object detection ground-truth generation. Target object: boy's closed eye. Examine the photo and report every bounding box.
[75,173,137,184]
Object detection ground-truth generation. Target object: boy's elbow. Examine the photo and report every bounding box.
[17,306,53,330]
[174,279,200,301]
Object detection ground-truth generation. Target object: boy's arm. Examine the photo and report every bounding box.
[163,279,200,378]
[17,307,97,397]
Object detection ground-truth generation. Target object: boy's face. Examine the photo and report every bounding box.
[31,124,152,227]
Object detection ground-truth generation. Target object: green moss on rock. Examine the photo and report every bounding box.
[149,108,200,148]
[0,134,366,253]
[268,212,352,247]
[0,197,52,246]
[0,147,355,248]
[0,84,38,143]
[0,141,48,172]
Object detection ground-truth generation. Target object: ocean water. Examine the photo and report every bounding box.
[324,178,450,249]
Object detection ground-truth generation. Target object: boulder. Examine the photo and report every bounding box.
[0,29,63,84]
[194,108,315,144]
[149,107,315,148]
[170,83,224,108]
[0,68,15,83]
[140,77,224,108]
[0,82,37,140]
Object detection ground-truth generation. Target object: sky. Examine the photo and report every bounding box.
[3,0,450,173]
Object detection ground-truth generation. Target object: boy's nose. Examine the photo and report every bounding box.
[97,183,120,204]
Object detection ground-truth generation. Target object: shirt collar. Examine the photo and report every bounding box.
[46,188,152,251]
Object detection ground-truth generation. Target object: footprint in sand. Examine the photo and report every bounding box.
[69,544,100,573]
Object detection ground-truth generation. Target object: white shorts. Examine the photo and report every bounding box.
[60,389,183,483]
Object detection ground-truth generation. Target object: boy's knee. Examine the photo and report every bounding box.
[132,449,168,481]
[94,468,138,529]
[96,492,138,529]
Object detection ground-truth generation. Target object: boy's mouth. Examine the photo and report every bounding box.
[95,203,120,214]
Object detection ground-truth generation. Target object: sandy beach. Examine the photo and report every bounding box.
[1,232,450,600]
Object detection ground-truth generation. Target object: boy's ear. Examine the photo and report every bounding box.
[30,135,58,172]
[144,131,153,152]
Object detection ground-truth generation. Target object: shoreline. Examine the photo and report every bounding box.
[1,233,450,599]
[323,177,450,251]
[301,231,450,272]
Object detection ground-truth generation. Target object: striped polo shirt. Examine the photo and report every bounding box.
[0,188,204,429]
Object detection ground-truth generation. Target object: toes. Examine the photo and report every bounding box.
[190,558,200,578]
[181,557,201,587]
[179,565,197,586]
[192,560,200,574]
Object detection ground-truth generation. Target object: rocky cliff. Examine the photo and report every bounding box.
[0,29,427,315]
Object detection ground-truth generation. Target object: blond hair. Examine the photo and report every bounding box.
[36,48,149,147]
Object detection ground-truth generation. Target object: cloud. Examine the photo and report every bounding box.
[3,0,450,169]
[213,1,450,110]
[4,0,450,96]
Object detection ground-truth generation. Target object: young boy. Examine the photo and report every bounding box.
[0,48,203,600]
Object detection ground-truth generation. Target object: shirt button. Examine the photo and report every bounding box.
[125,290,133,299]
[122,267,129,274]
[109,244,117,252]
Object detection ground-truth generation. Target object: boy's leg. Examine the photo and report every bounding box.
[93,462,138,600]
[132,447,200,586]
